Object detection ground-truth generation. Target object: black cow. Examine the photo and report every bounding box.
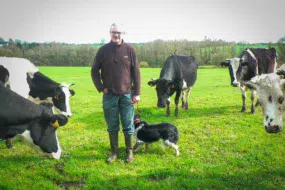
[27,71,75,117]
[221,48,277,113]
[0,65,10,88]
[148,55,198,117]
[0,83,68,159]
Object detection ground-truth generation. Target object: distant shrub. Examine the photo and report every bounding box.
[140,61,149,68]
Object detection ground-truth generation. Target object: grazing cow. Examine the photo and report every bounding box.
[244,73,285,133]
[221,48,277,113]
[0,83,68,158]
[1,57,75,149]
[0,65,10,88]
[148,55,198,117]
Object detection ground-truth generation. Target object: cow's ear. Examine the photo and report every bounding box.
[51,115,68,128]
[167,81,176,89]
[148,81,156,87]
[70,89,75,96]
[276,70,285,79]
[53,87,62,96]
[220,62,229,68]
[244,81,257,91]
[280,79,285,91]
[241,62,248,67]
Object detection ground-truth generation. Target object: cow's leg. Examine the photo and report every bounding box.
[144,144,149,153]
[184,87,191,110]
[166,97,170,117]
[240,86,246,112]
[181,91,185,108]
[250,90,257,114]
[174,90,181,117]
[6,138,13,149]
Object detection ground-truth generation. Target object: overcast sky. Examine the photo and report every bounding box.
[1,0,284,44]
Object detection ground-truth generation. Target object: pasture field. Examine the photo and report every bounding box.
[1,66,285,189]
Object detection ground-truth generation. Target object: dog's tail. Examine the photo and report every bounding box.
[174,127,179,144]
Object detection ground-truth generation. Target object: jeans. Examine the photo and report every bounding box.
[103,93,134,134]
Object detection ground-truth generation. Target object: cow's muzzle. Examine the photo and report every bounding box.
[231,82,240,87]
[157,102,166,108]
[265,125,283,133]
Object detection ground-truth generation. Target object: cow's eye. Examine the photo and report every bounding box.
[278,96,284,104]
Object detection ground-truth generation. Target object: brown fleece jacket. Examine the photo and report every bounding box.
[91,41,141,95]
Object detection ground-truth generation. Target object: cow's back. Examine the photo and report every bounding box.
[179,55,197,87]
[162,55,197,87]
[0,57,38,98]
[250,48,277,74]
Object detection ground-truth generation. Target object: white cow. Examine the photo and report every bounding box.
[245,73,285,133]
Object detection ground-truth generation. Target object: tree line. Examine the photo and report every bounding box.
[1,37,285,67]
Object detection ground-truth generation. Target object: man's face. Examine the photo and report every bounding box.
[110,26,124,44]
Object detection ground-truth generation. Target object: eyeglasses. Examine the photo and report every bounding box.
[110,31,124,35]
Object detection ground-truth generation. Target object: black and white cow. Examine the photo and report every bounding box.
[0,82,68,158]
[148,55,198,117]
[221,48,277,113]
[0,65,10,88]
[0,57,75,117]
[244,73,285,133]
[0,57,75,148]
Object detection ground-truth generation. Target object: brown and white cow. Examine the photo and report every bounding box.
[221,48,278,113]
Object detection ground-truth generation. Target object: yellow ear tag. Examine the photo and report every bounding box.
[171,84,175,89]
[149,84,153,87]
[52,120,60,128]
[54,96,59,100]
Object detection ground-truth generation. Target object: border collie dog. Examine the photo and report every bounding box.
[133,113,179,156]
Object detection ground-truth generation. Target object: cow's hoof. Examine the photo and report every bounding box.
[241,108,246,112]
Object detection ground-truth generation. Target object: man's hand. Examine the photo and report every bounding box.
[103,88,108,94]
[131,95,140,104]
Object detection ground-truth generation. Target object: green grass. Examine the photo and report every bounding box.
[1,66,285,189]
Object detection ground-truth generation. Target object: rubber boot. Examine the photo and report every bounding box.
[107,133,118,163]
[124,133,134,163]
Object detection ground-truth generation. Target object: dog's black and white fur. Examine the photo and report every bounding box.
[133,113,179,156]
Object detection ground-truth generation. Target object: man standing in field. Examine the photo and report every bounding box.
[91,23,141,163]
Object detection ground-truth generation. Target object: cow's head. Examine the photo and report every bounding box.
[244,73,285,133]
[221,58,241,87]
[0,65,10,88]
[52,83,75,117]
[148,78,176,108]
[27,72,75,117]
[3,102,68,159]
[237,49,258,82]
